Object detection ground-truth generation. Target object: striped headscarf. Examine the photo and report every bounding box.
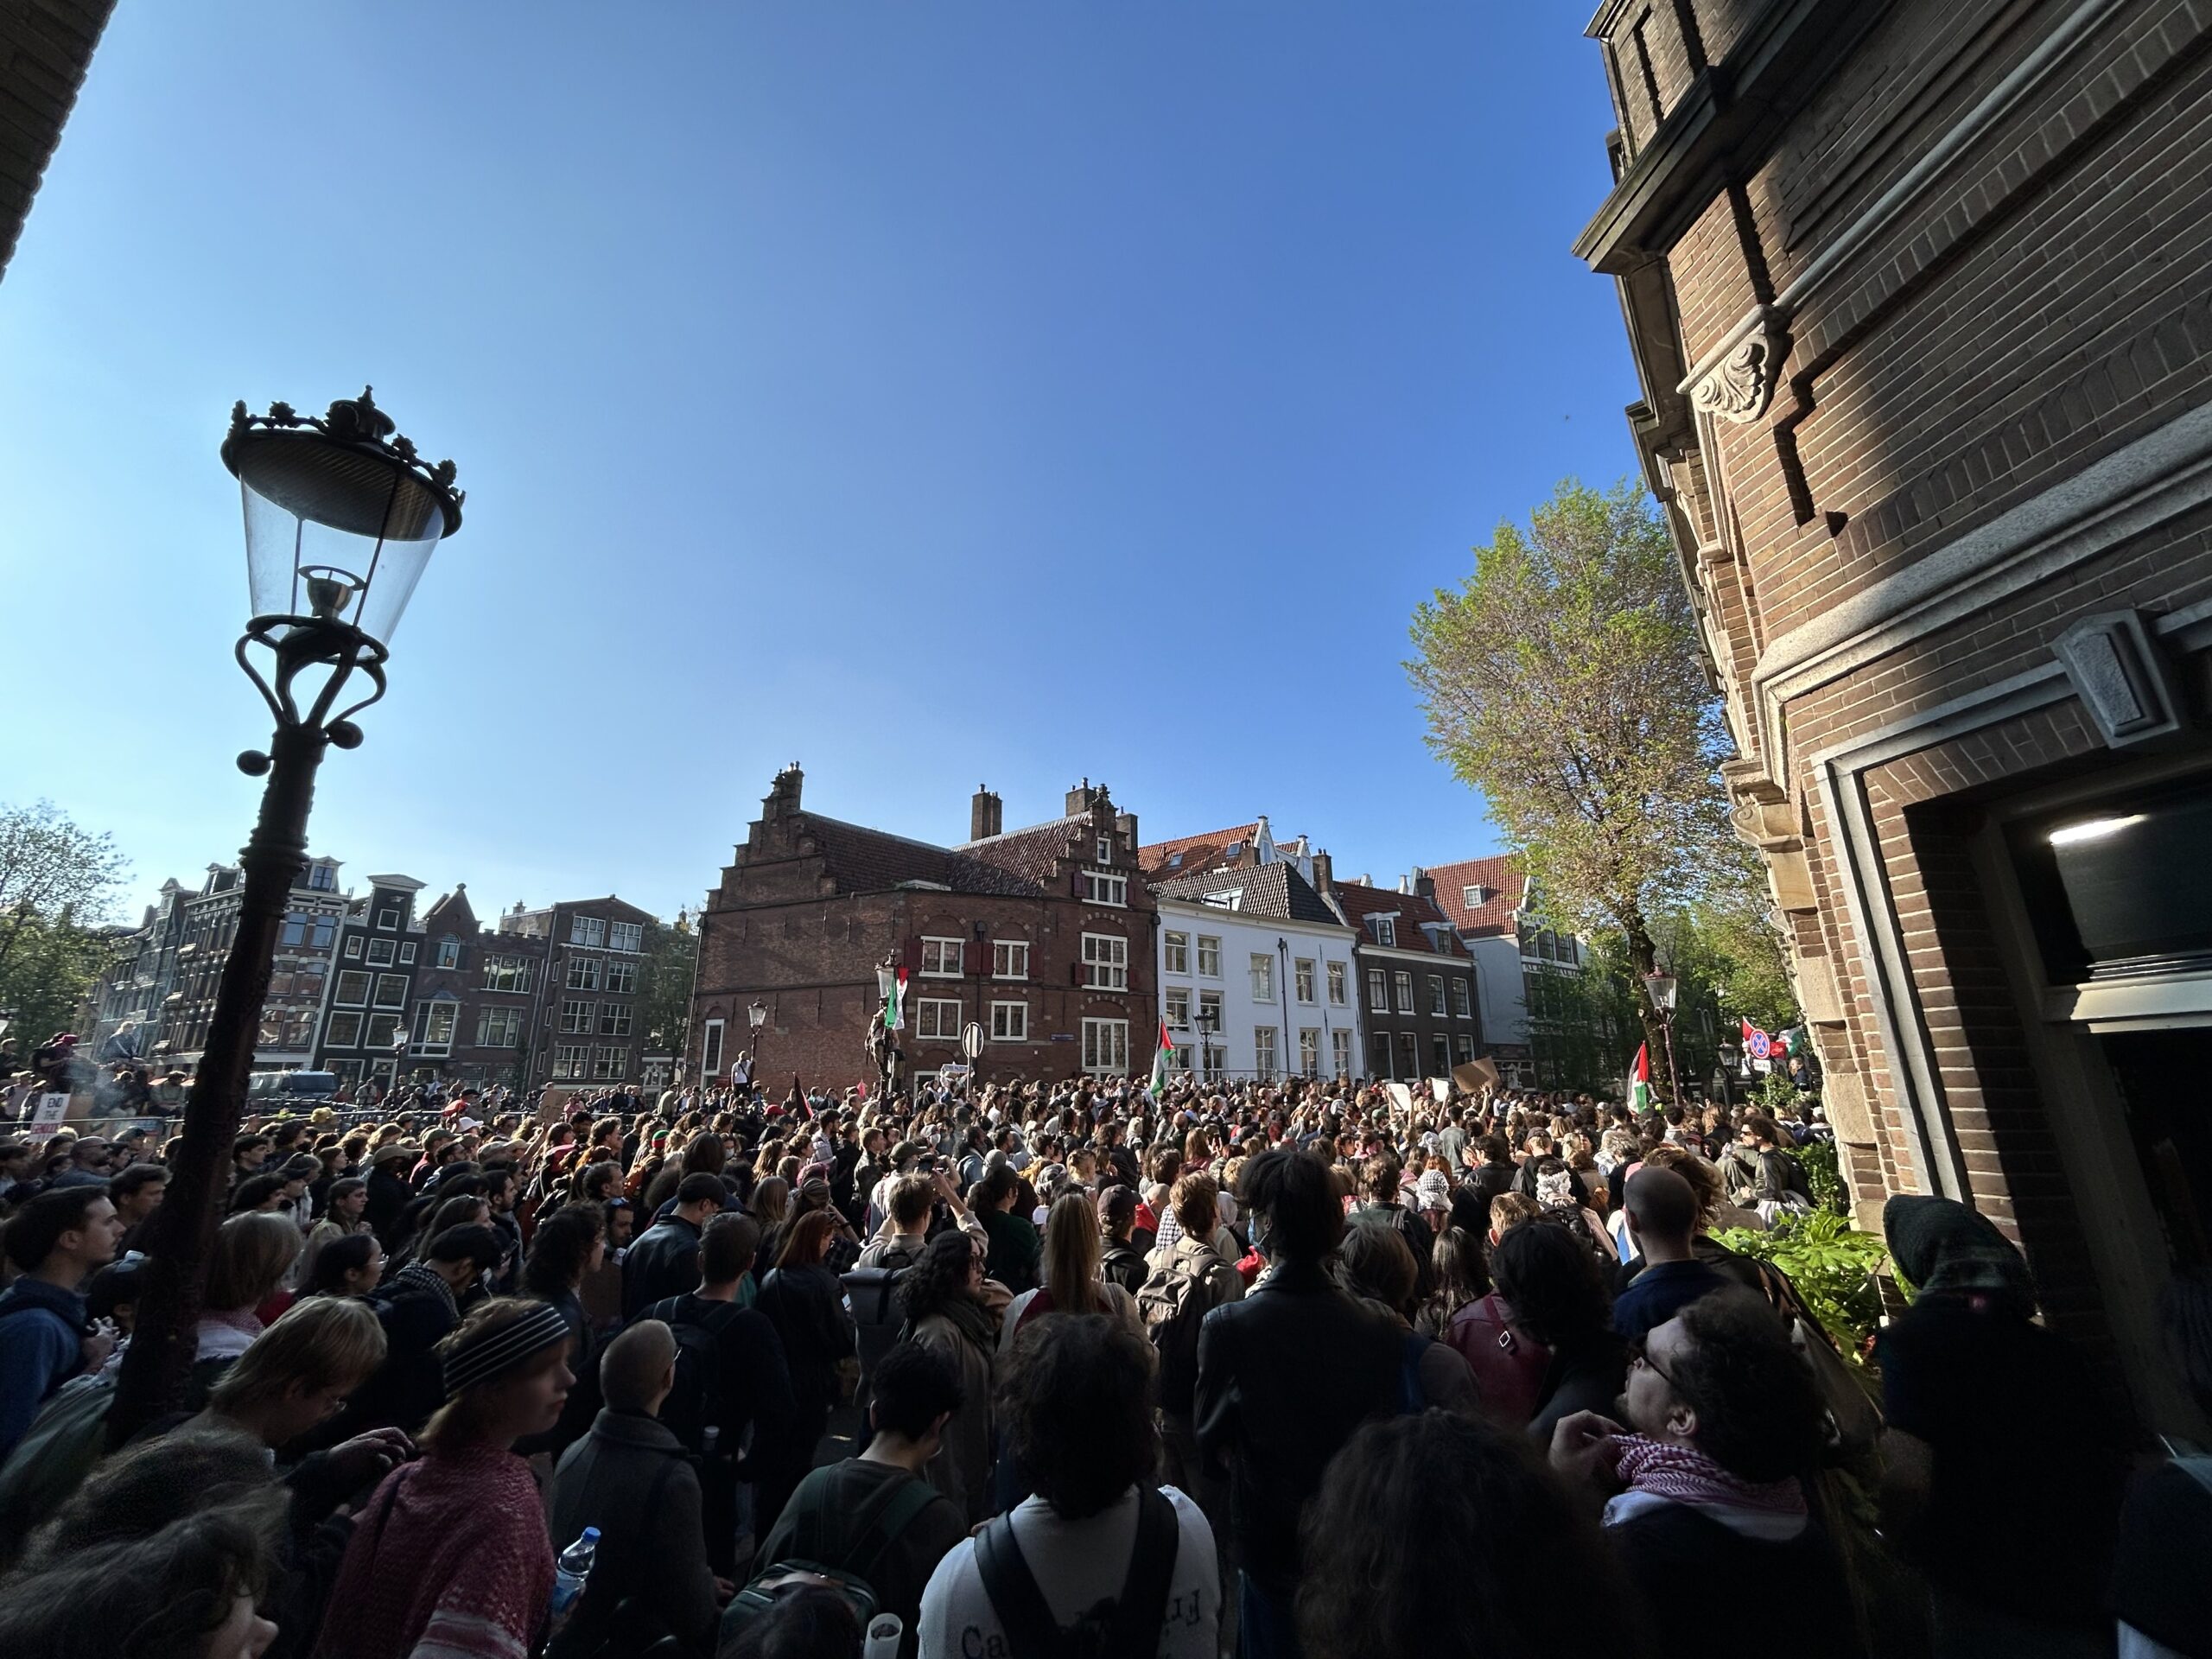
[439,1300,572,1398]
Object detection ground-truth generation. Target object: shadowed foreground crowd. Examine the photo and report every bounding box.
[0,1073,2206,1659]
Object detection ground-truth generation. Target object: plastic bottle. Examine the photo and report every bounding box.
[549,1527,600,1617]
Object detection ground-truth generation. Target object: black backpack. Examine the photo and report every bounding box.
[643,1296,743,1454]
[976,1484,1179,1659]
[841,1249,915,1410]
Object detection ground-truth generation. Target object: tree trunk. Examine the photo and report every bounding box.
[1622,910,1678,1106]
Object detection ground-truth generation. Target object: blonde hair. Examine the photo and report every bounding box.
[208,1295,385,1416]
[1043,1191,1110,1317]
[206,1212,303,1312]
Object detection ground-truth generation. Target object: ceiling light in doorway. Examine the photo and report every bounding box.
[2048,814,2146,846]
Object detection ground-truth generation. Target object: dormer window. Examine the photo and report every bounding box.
[1096,835,1113,865]
[1167,852,1184,869]
[1464,884,1491,907]
[1370,916,1396,947]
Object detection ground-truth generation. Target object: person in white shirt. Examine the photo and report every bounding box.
[918,1312,1218,1659]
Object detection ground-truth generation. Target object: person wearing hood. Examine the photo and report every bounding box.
[1875,1195,2127,1657]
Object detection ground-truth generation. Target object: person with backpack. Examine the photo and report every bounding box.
[1347,1156,1435,1305]
[545,1320,724,1659]
[1487,1217,1625,1447]
[1337,1223,1478,1419]
[753,1212,858,1538]
[1098,1185,1149,1297]
[1136,1174,1241,1504]
[643,1213,797,1576]
[330,1224,506,1438]
[918,1313,1218,1659]
[727,1341,968,1659]
[0,1187,123,1465]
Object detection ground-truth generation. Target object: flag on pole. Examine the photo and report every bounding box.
[887,965,909,1033]
[1630,1043,1654,1111]
[1147,1017,1174,1098]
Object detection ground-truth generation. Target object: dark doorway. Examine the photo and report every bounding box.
[2100,1027,2212,1276]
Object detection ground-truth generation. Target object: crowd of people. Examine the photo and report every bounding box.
[0,1064,2205,1659]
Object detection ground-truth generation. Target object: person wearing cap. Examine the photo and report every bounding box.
[362,1143,418,1248]
[319,1297,574,1659]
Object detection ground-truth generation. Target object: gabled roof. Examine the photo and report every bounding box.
[1424,855,1528,937]
[1138,823,1259,881]
[807,815,1043,899]
[957,813,1090,891]
[1154,860,1342,927]
[423,887,480,936]
[1329,880,1469,957]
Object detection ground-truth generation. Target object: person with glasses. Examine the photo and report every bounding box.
[1548,1288,1860,1659]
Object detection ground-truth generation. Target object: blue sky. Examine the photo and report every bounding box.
[0,4,1639,925]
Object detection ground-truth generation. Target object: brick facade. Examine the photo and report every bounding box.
[690,770,1159,1090]
[1579,0,2212,1435]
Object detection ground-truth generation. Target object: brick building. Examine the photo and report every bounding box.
[690,769,1159,1090]
[166,857,349,1077]
[1327,874,1483,1084]
[311,874,426,1090]
[1577,0,2212,1435]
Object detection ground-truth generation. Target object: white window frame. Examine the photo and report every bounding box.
[1083,870,1128,906]
[476,1007,524,1049]
[1295,958,1316,1003]
[990,1000,1028,1042]
[609,920,643,953]
[592,1045,627,1080]
[1372,916,1396,947]
[416,1000,458,1057]
[915,998,963,1040]
[365,1013,402,1050]
[372,973,409,1008]
[1250,953,1273,1001]
[568,957,602,991]
[325,1011,363,1048]
[1253,1026,1277,1080]
[366,938,396,967]
[598,1004,633,1038]
[1429,975,1447,1016]
[560,999,595,1034]
[435,938,462,969]
[920,937,965,979]
[1299,1027,1319,1077]
[1081,1016,1129,1075]
[484,955,535,995]
[1083,932,1129,990]
[1196,936,1222,977]
[605,959,639,995]
[343,936,363,960]
[376,907,400,931]
[1368,968,1389,1011]
[1395,971,1414,1014]
[1332,1029,1352,1076]
[334,969,371,1007]
[1164,931,1189,975]
[398,942,416,965]
[700,1018,726,1077]
[992,940,1029,980]
[1164,987,1191,1027]
[1198,988,1223,1033]
[552,1044,590,1080]
[1328,960,1348,1007]
[1452,976,1471,1020]
[570,915,607,948]
[1096,834,1113,865]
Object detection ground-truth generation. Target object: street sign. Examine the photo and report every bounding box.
[960,1022,984,1060]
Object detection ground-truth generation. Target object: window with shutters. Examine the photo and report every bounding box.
[1083,933,1128,990]
[920,938,964,978]
[992,941,1028,980]
[916,999,962,1039]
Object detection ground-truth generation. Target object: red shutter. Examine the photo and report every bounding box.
[963,939,983,976]
[1071,961,1087,987]
[1071,869,1085,898]
[900,937,923,973]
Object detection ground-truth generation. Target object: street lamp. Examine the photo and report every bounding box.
[1197,1007,1220,1084]
[747,999,768,1081]
[115,390,461,1440]
[1642,969,1683,1109]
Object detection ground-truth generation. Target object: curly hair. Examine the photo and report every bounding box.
[1666,1289,1822,1484]
[896,1227,983,1324]
[1297,1410,1634,1659]
[1487,1217,1610,1350]
[522,1202,604,1298]
[996,1313,1158,1519]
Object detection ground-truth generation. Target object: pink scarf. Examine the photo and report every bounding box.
[1612,1433,1806,1517]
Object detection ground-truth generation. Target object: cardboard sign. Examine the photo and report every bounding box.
[1384,1083,1414,1116]
[1429,1077,1451,1103]
[1452,1058,1502,1095]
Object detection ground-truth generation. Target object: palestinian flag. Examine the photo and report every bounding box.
[1147,1016,1174,1099]
[886,965,909,1033]
[1629,1043,1654,1111]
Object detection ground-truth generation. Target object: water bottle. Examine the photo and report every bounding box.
[549,1527,599,1617]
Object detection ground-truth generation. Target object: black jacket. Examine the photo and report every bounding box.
[622,1215,704,1320]
[1192,1258,1402,1595]
[364,1168,412,1248]
[544,1410,719,1659]
[1612,1499,1861,1659]
[754,1263,856,1411]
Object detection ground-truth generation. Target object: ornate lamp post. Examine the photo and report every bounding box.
[1642,969,1683,1108]
[747,999,768,1081]
[113,390,461,1439]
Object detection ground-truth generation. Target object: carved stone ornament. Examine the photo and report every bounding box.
[2053,609,2184,748]
[1690,308,1791,425]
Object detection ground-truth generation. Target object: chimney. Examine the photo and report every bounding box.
[1397,874,1413,895]
[765,763,804,822]
[1413,866,1436,903]
[1115,810,1137,848]
[1311,851,1333,893]
[1065,777,1096,817]
[971,785,1003,841]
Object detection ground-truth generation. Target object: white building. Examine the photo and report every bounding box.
[1141,819,1363,1082]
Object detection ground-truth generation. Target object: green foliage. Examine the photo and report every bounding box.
[637,919,699,1070]
[1753,1070,1807,1117]
[1796,1135,1850,1217]
[0,802,127,1057]
[1716,1210,1888,1358]
[1406,480,1735,943]
[1650,845,1799,1036]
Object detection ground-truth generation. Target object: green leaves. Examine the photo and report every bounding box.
[1717,1209,1890,1360]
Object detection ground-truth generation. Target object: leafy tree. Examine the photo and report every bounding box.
[0,802,128,1058]
[1408,480,1734,1084]
[638,917,699,1073]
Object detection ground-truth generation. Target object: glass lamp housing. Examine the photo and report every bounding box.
[228,420,457,644]
[1643,971,1679,1013]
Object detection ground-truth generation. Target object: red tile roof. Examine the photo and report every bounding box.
[957,814,1089,890]
[1423,856,1527,936]
[1137,823,1259,881]
[1329,880,1469,957]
